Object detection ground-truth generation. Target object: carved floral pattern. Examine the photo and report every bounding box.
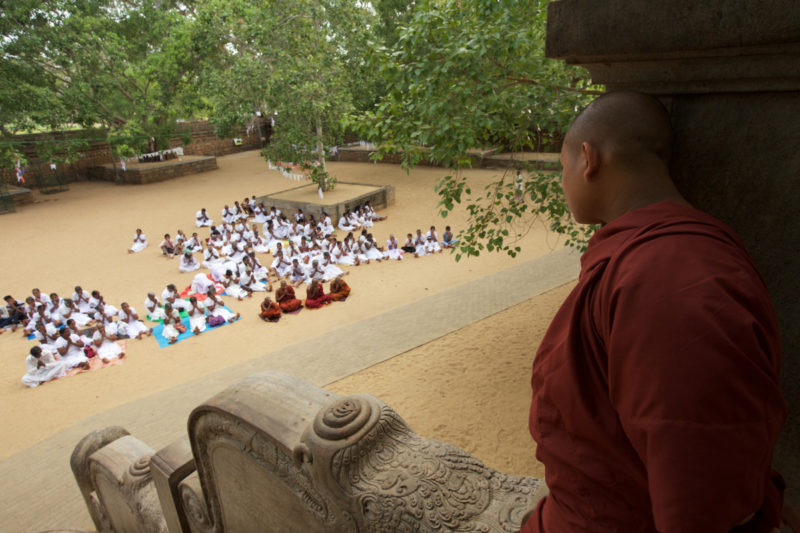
[314,397,539,532]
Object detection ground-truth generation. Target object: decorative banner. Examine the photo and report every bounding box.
[15,157,25,183]
[318,187,324,200]
[50,162,57,170]
[121,159,126,172]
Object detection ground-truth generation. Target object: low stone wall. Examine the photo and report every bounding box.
[87,156,218,184]
[257,181,395,222]
[1,119,267,187]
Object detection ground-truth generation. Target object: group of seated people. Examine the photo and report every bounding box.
[259,276,351,322]
[143,284,241,344]
[8,287,153,387]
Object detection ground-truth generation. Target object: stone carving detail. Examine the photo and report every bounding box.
[72,373,540,532]
[304,395,540,532]
[189,411,357,532]
[72,428,167,532]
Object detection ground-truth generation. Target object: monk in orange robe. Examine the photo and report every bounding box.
[259,296,282,322]
[304,279,331,309]
[329,276,350,302]
[275,281,302,313]
[521,92,788,533]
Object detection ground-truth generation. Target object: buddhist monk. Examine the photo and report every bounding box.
[329,276,350,302]
[258,296,282,322]
[520,91,790,533]
[275,281,302,313]
[304,279,331,309]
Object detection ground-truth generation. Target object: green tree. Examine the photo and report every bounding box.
[0,0,201,175]
[357,0,601,257]
[198,0,378,191]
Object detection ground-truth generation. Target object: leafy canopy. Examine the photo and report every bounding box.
[356,0,601,256]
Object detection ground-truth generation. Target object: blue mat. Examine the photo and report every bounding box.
[151,306,239,348]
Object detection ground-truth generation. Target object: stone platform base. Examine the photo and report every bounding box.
[87,155,218,184]
[0,184,33,205]
[257,181,395,221]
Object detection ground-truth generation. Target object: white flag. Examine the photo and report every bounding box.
[318,187,323,200]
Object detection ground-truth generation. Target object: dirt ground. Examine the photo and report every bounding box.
[0,149,569,474]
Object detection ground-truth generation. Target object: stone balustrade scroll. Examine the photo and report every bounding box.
[71,371,542,532]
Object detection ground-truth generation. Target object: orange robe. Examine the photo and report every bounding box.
[259,302,281,322]
[276,286,302,313]
[305,284,331,309]
[329,280,350,301]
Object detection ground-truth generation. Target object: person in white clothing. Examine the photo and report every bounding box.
[33,321,60,351]
[118,302,152,339]
[425,225,442,253]
[179,252,200,273]
[384,234,404,260]
[72,286,93,314]
[128,229,148,253]
[190,273,214,297]
[54,328,90,369]
[162,284,190,311]
[21,346,68,387]
[59,299,93,327]
[187,296,206,335]
[144,292,166,321]
[204,289,240,323]
[413,229,428,257]
[221,269,247,300]
[184,232,202,253]
[196,208,213,227]
[338,210,356,231]
[92,322,124,363]
[89,290,118,316]
[161,303,182,344]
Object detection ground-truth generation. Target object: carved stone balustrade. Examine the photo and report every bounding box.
[71,371,543,532]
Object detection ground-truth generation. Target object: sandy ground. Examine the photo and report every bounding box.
[328,281,575,479]
[0,150,568,462]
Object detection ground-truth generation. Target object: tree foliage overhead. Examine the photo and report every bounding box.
[1,0,201,167]
[197,0,379,191]
[357,0,600,255]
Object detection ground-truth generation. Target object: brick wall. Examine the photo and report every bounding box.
[0,118,269,187]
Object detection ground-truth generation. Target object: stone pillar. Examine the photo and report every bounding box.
[546,0,800,503]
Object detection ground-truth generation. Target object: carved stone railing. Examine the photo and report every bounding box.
[71,371,543,532]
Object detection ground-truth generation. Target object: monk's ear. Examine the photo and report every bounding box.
[580,141,600,181]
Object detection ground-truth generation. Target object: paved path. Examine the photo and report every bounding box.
[0,248,579,532]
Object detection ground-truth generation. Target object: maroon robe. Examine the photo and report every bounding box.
[523,202,786,533]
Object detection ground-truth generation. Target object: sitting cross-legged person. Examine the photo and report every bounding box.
[304,278,332,309]
[275,281,302,313]
[21,345,68,388]
[259,296,282,322]
[329,275,351,302]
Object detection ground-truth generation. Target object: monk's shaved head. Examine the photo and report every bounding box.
[566,91,673,171]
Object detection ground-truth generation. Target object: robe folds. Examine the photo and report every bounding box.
[276,287,302,313]
[523,202,786,533]
[329,280,350,301]
[304,285,331,309]
[260,302,282,322]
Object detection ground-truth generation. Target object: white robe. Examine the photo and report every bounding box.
[145,297,167,321]
[59,304,93,327]
[72,291,93,313]
[384,239,404,260]
[54,334,89,369]
[130,233,148,253]
[92,330,123,361]
[161,288,190,311]
[338,216,356,231]
[188,306,207,333]
[161,309,182,341]
[118,308,149,338]
[204,297,234,321]
[179,255,200,273]
[196,210,213,227]
[190,274,214,296]
[21,349,67,387]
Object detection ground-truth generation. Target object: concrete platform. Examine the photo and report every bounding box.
[87,155,218,184]
[257,181,395,221]
[0,248,579,532]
